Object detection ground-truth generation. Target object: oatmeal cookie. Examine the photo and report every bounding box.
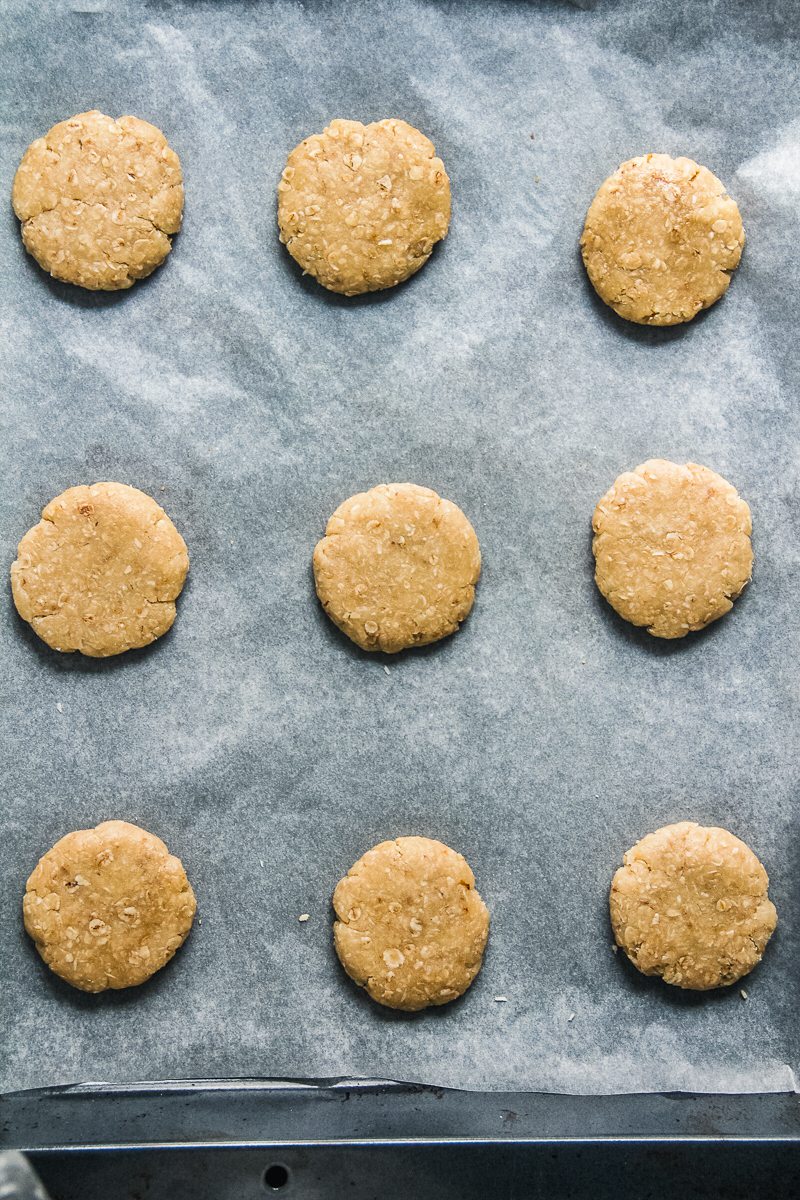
[24,820,196,992]
[313,482,480,653]
[12,110,183,290]
[11,482,189,657]
[581,154,744,325]
[333,836,489,1011]
[592,459,752,638]
[610,822,776,990]
[278,118,450,295]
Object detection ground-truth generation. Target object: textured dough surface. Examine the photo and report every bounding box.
[333,836,490,1011]
[24,820,196,993]
[12,110,183,290]
[278,118,450,295]
[580,154,744,325]
[313,482,480,653]
[11,482,189,657]
[610,822,777,990]
[592,459,752,639]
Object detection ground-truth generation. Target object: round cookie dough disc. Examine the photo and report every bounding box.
[12,110,183,290]
[333,836,490,1011]
[11,482,189,657]
[592,459,752,639]
[23,820,196,992]
[313,482,481,653]
[580,154,744,325]
[278,118,450,295]
[610,822,777,990]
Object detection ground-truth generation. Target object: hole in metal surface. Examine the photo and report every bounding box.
[263,1163,290,1191]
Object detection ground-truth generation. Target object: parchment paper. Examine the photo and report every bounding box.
[1,0,798,1096]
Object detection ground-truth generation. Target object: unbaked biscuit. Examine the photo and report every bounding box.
[12,110,183,290]
[610,822,777,990]
[333,836,490,1011]
[581,154,744,325]
[278,118,450,295]
[11,482,189,657]
[313,482,480,653]
[592,459,752,639]
[24,820,196,993]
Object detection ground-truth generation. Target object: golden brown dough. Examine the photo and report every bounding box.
[24,820,196,992]
[278,118,450,295]
[11,482,189,657]
[333,836,490,1011]
[610,822,777,990]
[313,482,480,653]
[12,110,183,290]
[581,154,744,325]
[592,459,752,639]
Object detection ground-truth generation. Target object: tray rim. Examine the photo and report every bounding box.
[4,1078,800,1152]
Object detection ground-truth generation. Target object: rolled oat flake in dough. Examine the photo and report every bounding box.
[581,153,744,325]
[592,459,752,639]
[11,482,189,657]
[610,822,777,990]
[12,109,183,290]
[333,836,490,1011]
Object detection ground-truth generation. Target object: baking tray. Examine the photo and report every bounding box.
[4,1079,800,1199]
[2,0,800,1183]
